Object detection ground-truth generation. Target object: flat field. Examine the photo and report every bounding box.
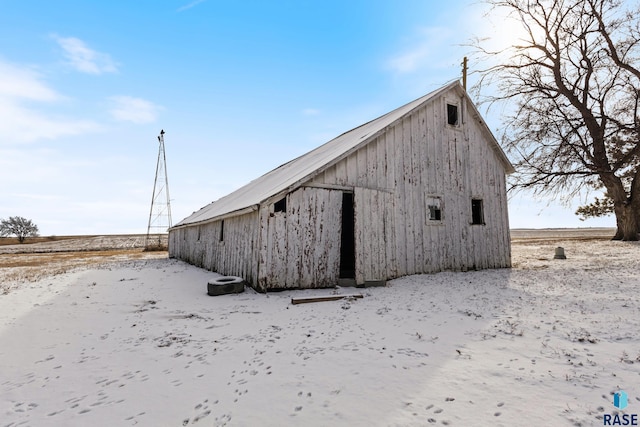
[1,229,638,427]
[0,235,167,292]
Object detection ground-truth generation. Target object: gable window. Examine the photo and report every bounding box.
[447,103,459,126]
[274,196,287,213]
[471,199,484,225]
[426,197,442,221]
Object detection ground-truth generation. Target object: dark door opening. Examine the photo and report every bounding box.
[339,192,356,279]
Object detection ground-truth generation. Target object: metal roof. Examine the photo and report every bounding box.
[173,81,513,228]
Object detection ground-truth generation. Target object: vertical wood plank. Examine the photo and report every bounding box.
[402,116,416,275]
[346,154,358,185]
[286,188,303,288]
[367,189,377,279]
[366,138,377,189]
[300,188,315,288]
[383,190,397,278]
[376,135,387,189]
[273,212,287,285]
[411,110,425,273]
[356,147,367,187]
[373,190,385,279]
[325,190,342,285]
[385,131,396,199]
[393,122,407,276]
[313,190,325,286]
[354,189,365,284]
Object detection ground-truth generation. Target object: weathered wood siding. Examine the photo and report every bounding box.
[257,187,342,290]
[168,211,259,284]
[354,188,396,284]
[170,86,510,291]
[310,93,511,278]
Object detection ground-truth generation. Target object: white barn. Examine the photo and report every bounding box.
[169,81,514,291]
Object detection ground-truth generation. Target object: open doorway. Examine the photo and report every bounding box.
[339,192,356,279]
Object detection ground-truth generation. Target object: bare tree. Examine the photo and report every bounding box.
[0,216,40,243]
[473,0,640,240]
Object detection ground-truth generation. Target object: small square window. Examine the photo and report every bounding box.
[427,197,442,221]
[471,199,484,225]
[274,197,287,213]
[447,104,459,126]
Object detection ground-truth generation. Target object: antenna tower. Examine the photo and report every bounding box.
[145,129,172,250]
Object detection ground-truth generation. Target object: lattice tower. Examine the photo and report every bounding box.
[145,129,172,249]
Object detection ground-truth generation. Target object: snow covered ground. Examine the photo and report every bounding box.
[1,234,639,426]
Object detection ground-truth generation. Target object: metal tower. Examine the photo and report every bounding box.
[145,129,172,250]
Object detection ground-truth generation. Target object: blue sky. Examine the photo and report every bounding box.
[0,0,614,235]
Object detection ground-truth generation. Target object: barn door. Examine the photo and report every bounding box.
[279,187,342,288]
[354,188,394,284]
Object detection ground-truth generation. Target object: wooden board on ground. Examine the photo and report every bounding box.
[291,294,364,305]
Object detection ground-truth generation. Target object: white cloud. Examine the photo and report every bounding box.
[0,102,100,143]
[7,192,62,202]
[0,60,102,144]
[387,27,454,74]
[177,0,206,12]
[0,62,59,102]
[301,108,320,116]
[108,96,162,124]
[52,35,118,74]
